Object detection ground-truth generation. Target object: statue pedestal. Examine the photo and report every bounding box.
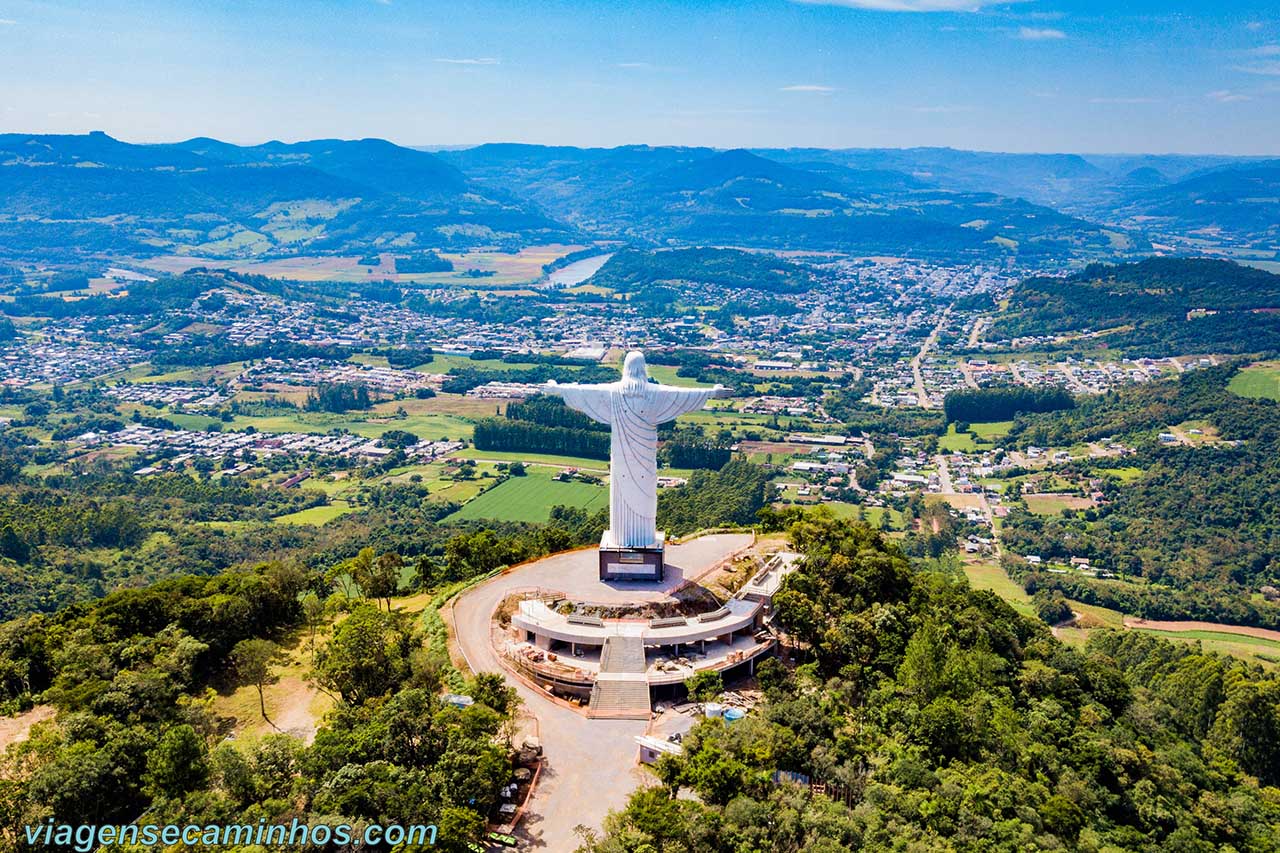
[599,531,665,582]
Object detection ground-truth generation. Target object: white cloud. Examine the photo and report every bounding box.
[1236,60,1280,75]
[792,0,1025,11]
[1248,44,1280,56]
[0,18,16,25]
[434,57,499,65]
[1206,90,1251,103]
[1015,27,1066,40]
[1246,21,1264,32]
[1089,96,1161,104]
[780,84,837,93]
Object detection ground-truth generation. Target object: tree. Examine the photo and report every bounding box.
[1033,590,1073,626]
[301,592,325,650]
[684,670,723,703]
[469,671,517,716]
[898,622,947,704]
[1208,681,1280,786]
[231,638,279,722]
[144,725,208,800]
[210,743,258,806]
[369,552,403,610]
[313,605,413,706]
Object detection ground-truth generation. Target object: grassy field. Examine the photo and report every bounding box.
[1128,627,1280,667]
[272,502,356,526]
[1228,361,1280,400]
[455,447,609,471]
[646,365,715,388]
[166,412,227,431]
[939,420,1012,453]
[1023,493,1095,515]
[825,502,903,530]
[1096,466,1144,484]
[935,493,987,511]
[229,409,476,441]
[970,420,1013,440]
[121,360,249,385]
[938,424,978,453]
[961,557,1036,618]
[420,353,537,373]
[446,470,607,523]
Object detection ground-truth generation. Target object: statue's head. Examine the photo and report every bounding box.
[621,350,648,391]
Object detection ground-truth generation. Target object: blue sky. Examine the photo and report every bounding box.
[0,0,1277,153]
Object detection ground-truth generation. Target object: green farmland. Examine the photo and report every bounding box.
[446,471,607,523]
[1229,362,1280,401]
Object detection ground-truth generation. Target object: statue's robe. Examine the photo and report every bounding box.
[546,380,717,548]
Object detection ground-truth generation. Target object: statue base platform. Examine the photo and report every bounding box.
[599,531,665,582]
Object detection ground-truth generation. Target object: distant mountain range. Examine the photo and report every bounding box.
[0,132,1274,264]
[0,132,570,260]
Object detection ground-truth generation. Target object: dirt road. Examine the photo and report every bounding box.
[1124,618,1280,644]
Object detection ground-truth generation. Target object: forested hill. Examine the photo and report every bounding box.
[587,248,817,294]
[993,257,1280,355]
[588,518,1280,851]
[1107,161,1280,245]
[1000,364,1280,629]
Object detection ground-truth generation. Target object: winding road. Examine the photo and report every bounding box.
[448,534,753,850]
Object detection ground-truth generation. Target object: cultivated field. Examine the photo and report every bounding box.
[135,244,586,287]
[446,470,607,523]
[1228,361,1280,401]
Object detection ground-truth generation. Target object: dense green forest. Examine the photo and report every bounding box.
[655,459,770,535]
[994,258,1280,356]
[393,251,454,273]
[472,417,611,460]
[0,557,519,852]
[585,517,1280,852]
[943,386,1075,423]
[0,451,776,850]
[998,364,1280,627]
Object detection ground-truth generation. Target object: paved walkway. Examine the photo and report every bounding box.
[450,534,752,850]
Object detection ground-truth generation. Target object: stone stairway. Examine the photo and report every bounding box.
[589,636,651,719]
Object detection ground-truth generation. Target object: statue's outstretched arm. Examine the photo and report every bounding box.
[540,380,615,425]
[642,383,726,424]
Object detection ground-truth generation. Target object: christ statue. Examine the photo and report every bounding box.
[542,351,725,550]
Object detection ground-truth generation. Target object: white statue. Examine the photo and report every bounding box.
[543,351,725,550]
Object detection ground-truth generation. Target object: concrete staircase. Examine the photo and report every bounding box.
[600,635,646,673]
[589,636,651,719]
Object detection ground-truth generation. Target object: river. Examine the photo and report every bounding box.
[546,253,613,287]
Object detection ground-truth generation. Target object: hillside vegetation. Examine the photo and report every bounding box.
[995,258,1280,355]
[1001,365,1280,628]
[589,248,817,294]
[586,518,1280,852]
